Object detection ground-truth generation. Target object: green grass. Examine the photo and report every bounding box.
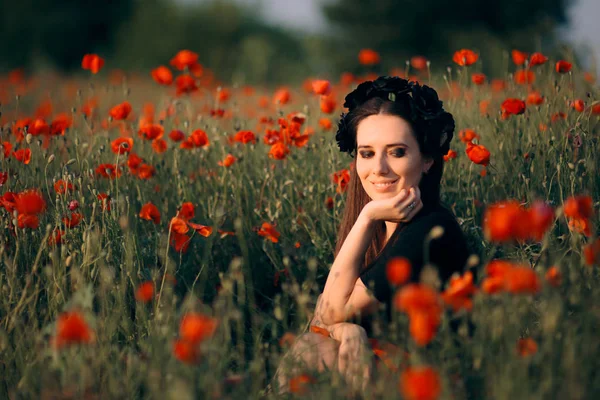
[1,58,600,399]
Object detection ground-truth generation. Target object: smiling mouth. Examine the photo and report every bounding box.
[371,179,399,188]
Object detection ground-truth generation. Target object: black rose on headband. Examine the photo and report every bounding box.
[335,76,454,158]
[343,76,412,111]
[409,84,444,120]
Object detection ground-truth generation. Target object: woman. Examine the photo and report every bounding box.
[273,76,470,394]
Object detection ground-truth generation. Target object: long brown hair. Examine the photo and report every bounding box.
[334,97,446,267]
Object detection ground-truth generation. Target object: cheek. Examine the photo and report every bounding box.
[355,160,369,180]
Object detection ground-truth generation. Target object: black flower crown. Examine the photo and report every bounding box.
[335,76,454,157]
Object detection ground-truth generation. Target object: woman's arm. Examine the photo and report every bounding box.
[318,212,376,325]
[318,187,421,325]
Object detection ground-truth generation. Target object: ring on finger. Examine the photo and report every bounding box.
[407,201,417,211]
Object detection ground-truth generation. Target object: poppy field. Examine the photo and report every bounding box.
[1,48,600,399]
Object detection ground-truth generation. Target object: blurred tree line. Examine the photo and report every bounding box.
[0,0,574,84]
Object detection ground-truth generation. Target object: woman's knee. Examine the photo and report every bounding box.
[289,332,339,369]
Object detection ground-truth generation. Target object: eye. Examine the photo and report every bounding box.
[390,148,406,157]
[359,151,374,159]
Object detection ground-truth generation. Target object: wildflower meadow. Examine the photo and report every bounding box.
[1,48,600,399]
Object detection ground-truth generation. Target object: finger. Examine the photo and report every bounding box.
[402,200,423,221]
[392,188,408,203]
[397,188,421,221]
[396,187,417,211]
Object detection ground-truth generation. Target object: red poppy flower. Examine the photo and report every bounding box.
[319,118,332,130]
[175,75,198,96]
[54,180,74,195]
[135,281,155,303]
[96,163,122,179]
[170,231,191,253]
[257,222,280,243]
[127,152,142,174]
[218,154,237,167]
[50,113,73,136]
[386,257,411,286]
[320,96,336,114]
[482,260,541,295]
[81,54,104,74]
[111,137,134,155]
[511,50,529,66]
[393,284,442,346]
[179,312,218,344]
[138,124,164,141]
[139,202,161,224]
[471,73,486,85]
[268,142,290,160]
[18,214,39,229]
[564,195,593,220]
[62,212,82,229]
[514,70,535,85]
[187,221,213,237]
[410,55,428,70]
[151,66,173,85]
[527,200,555,241]
[443,149,457,162]
[311,79,331,95]
[137,164,156,180]
[358,49,381,65]
[529,52,548,66]
[501,98,526,118]
[109,102,132,120]
[29,118,49,135]
[190,129,209,147]
[465,142,490,166]
[452,49,478,66]
[441,271,477,312]
[400,366,441,400]
[170,50,199,71]
[231,130,256,144]
[516,338,538,357]
[555,60,572,73]
[189,62,204,78]
[173,339,199,364]
[273,87,291,105]
[332,169,351,193]
[151,139,168,154]
[168,130,185,142]
[571,99,585,112]
[526,92,544,106]
[0,172,8,186]
[15,189,46,215]
[458,129,479,144]
[2,142,12,159]
[0,192,17,213]
[177,202,195,220]
[53,310,94,348]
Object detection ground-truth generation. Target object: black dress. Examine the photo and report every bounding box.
[358,202,470,335]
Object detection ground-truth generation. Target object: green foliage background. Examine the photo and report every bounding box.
[0,0,577,83]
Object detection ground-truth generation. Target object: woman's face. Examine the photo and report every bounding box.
[355,114,433,201]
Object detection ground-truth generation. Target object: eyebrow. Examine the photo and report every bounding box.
[357,143,408,149]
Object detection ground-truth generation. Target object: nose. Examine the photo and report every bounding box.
[372,153,390,175]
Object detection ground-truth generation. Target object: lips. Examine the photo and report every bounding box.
[371,179,398,189]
